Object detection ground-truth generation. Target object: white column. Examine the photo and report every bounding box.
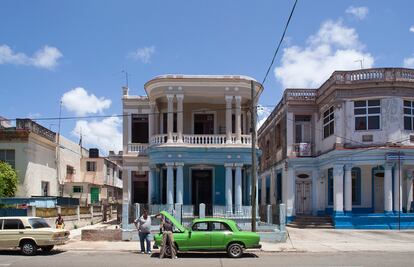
[225,96,233,144]
[235,164,243,213]
[333,164,344,215]
[148,168,154,204]
[393,163,403,212]
[127,112,132,144]
[225,163,233,213]
[166,94,174,143]
[286,166,295,218]
[121,170,131,228]
[235,96,242,144]
[384,163,393,213]
[166,163,174,205]
[286,112,294,156]
[344,164,353,214]
[148,103,155,139]
[176,163,184,204]
[176,94,184,143]
[405,169,413,212]
[270,169,276,204]
[311,169,319,216]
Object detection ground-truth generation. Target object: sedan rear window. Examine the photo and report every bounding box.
[29,218,50,229]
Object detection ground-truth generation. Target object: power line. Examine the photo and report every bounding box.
[260,0,298,87]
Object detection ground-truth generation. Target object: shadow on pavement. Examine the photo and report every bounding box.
[0,249,66,256]
[149,252,259,259]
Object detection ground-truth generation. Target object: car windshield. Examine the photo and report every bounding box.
[236,223,242,231]
[28,218,50,229]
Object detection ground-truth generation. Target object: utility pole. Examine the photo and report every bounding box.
[57,100,63,196]
[251,80,257,232]
[398,151,401,230]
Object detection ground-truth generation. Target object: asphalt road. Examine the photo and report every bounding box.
[0,250,411,267]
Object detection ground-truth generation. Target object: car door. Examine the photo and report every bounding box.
[189,222,211,250]
[210,222,233,249]
[1,219,25,247]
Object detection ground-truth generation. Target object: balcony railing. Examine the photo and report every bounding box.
[292,142,312,157]
[127,143,148,155]
[150,134,252,146]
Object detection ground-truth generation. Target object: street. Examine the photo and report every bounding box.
[0,250,412,267]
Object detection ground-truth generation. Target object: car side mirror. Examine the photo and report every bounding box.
[188,230,192,238]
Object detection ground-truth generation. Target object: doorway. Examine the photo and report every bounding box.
[373,171,384,213]
[194,114,214,134]
[295,179,312,215]
[192,169,213,215]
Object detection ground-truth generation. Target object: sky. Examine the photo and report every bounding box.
[1,0,414,155]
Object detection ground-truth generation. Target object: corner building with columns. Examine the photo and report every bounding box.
[258,68,414,229]
[121,75,262,234]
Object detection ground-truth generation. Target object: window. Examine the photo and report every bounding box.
[41,181,49,196]
[323,107,335,138]
[354,100,381,130]
[119,170,123,180]
[192,222,209,231]
[86,161,96,172]
[28,218,50,229]
[211,222,231,231]
[275,124,281,148]
[265,140,270,159]
[66,165,75,175]
[404,100,414,131]
[106,166,111,176]
[0,149,15,169]
[3,219,24,229]
[73,186,83,193]
[276,171,282,203]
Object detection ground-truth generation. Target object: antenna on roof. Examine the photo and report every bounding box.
[354,58,364,69]
[122,70,129,87]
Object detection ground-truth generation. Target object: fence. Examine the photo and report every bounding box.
[259,204,282,225]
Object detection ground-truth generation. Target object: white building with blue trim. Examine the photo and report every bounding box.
[121,75,262,234]
[258,68,414,229]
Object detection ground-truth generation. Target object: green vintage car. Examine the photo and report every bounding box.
[154,211,261,258]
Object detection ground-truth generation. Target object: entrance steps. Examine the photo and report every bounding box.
[287,215,333,229]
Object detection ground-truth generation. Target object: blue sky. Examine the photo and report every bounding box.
[1,0,414,154]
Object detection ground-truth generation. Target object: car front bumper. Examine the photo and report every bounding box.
[250,244,262,249]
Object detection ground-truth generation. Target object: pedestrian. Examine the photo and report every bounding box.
[134,209,152,254]
[159,217,177,259]
[55,213,64,229]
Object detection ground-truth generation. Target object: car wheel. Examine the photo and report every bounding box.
[41,245,54,252]
[164,245,172,258]
[227,243,243,258]
[20,240,38,256]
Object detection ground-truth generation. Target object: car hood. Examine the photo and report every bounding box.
[159,211,186,232]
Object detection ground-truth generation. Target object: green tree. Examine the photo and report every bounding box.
[0,161,18,197]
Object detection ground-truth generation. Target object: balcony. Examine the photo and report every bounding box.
[150,134,252,146]
[292,143,312,157]
[127,143,148,155]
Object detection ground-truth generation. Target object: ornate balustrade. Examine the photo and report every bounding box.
[150,134,252,146]
[127,143,148,155]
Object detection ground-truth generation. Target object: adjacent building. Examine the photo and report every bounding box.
[0,118,123,206]
[122,75,262,230]
[258,68,414,229]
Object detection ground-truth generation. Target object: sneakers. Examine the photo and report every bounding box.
[140,251,145,254]
[146,251,152,255]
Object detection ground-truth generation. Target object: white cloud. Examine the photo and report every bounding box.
[0,44,62,70]
[61,87,112,116]
[257,105,272,129]
[403,54,414,68]
[410,26,414,33]
[345,6,369,20]
[128,46,155,63]
[274,20,374,88]
[72,117,122,155]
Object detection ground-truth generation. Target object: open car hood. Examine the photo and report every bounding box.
[160,210,186,232]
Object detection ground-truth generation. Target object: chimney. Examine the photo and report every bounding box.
[122,86,129,96]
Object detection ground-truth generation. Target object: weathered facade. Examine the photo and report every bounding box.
[258,68,414,229]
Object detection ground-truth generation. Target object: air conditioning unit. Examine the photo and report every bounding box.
[362,135,373,142]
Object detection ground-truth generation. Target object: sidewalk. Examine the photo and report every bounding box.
[60,226,414,253]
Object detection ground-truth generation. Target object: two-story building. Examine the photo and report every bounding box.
[122,75,262,232]
[259,68,414,229]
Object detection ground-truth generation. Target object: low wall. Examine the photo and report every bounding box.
[81,229,122,241]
